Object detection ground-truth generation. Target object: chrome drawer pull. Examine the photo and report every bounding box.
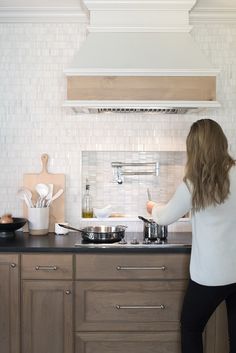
[116,305,165,310]
[116,266,166,271]
[35,266,58,271]
[11,263,16,268]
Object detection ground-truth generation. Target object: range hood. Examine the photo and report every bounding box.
[64,0,220,114]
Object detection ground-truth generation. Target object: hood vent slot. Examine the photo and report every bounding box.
[94,108,189,114]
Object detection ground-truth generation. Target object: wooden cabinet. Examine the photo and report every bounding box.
[21,254,73,353]
[75,253,229,353]
[75,280,187,332]
[0,254,20,353]
[21,254,73,280]
[75,332,181,353]
[22,280,73,353]
[214,302,229,352]
[75,253,189,353]
[0,251,229,353]
[75,253,190,280]
[204,302,229,353]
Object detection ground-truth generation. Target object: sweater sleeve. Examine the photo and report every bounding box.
[151,182,192,226]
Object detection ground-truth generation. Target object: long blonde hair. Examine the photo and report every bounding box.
[184,119,235,212]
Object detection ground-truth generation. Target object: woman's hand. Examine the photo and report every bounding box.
[146,201,156,215]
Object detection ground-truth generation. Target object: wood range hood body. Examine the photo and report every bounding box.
[64,0,220,114]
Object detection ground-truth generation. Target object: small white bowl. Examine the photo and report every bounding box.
[93,206,112,218]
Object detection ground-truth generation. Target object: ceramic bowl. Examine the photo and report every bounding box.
[0,217,27,239]
[93,206,112,218]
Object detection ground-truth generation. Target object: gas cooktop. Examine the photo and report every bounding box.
[75,242,190,248]
[75,233,191,248]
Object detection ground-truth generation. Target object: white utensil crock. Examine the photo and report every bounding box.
[28,207,49,235]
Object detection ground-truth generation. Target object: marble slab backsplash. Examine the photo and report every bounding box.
[82,151,186,217]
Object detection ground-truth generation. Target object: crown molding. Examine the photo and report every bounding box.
[0,5,235,24]
[190,7,236,24]
[0,7,88,23]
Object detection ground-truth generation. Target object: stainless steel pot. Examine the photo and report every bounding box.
[138,216,168,242]
[58,224,127,243]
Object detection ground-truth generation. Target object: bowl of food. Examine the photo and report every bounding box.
[0,214,27,239]
[93,205,112,219]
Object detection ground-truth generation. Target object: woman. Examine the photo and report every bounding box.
[147,119,236,353]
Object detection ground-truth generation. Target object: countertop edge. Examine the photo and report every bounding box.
[0,231,192,254]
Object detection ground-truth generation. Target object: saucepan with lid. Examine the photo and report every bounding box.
[138,216,168,242]
[58,224,127,243]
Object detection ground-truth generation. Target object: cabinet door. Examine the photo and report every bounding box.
[76,332,181,353]
[204,302,229,353]
[22,280,73,353]
[0,254,20,353]
[214,302,229,353]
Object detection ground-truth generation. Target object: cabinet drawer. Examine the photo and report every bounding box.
[22,254,73,279]
[75,280,187,331]
[76,332,181,353]
[76,254,190,280]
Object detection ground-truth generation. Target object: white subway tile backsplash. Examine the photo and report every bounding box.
[0,22,236,231]
[81,151,186,218]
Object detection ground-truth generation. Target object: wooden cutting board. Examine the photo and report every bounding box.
[23,154,65,232]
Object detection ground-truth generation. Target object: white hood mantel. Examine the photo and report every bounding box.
[64,0,220,114]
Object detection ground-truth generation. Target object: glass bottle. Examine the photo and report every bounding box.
[82,179,93,218]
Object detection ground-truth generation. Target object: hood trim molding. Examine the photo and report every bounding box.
[64,100,220,109]
[87,26,193,33]
[63,100,220,114]
[65,68,220,76]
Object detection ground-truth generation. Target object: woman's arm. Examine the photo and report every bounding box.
[148,182,192,226]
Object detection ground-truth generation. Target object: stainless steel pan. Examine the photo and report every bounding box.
[58,224,127,243]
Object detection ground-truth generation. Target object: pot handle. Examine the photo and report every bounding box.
[58,224,84,233]
[116,225,128,229]
[138,216,152,224]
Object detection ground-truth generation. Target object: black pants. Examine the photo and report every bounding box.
[180,279,236,353]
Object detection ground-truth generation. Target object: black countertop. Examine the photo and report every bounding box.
[0,232,192,253]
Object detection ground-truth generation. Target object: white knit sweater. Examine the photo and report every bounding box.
[152,166,236,286]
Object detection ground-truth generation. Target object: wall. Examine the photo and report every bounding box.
[82,151,186,214]
[0,19,236,231]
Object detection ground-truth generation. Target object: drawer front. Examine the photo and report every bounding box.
[76,254,190,280]
[22,254,73,279]
[75,280,187,331]
[76,332,181,353]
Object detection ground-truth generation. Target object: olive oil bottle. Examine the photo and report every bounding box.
[82,179,93,218]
